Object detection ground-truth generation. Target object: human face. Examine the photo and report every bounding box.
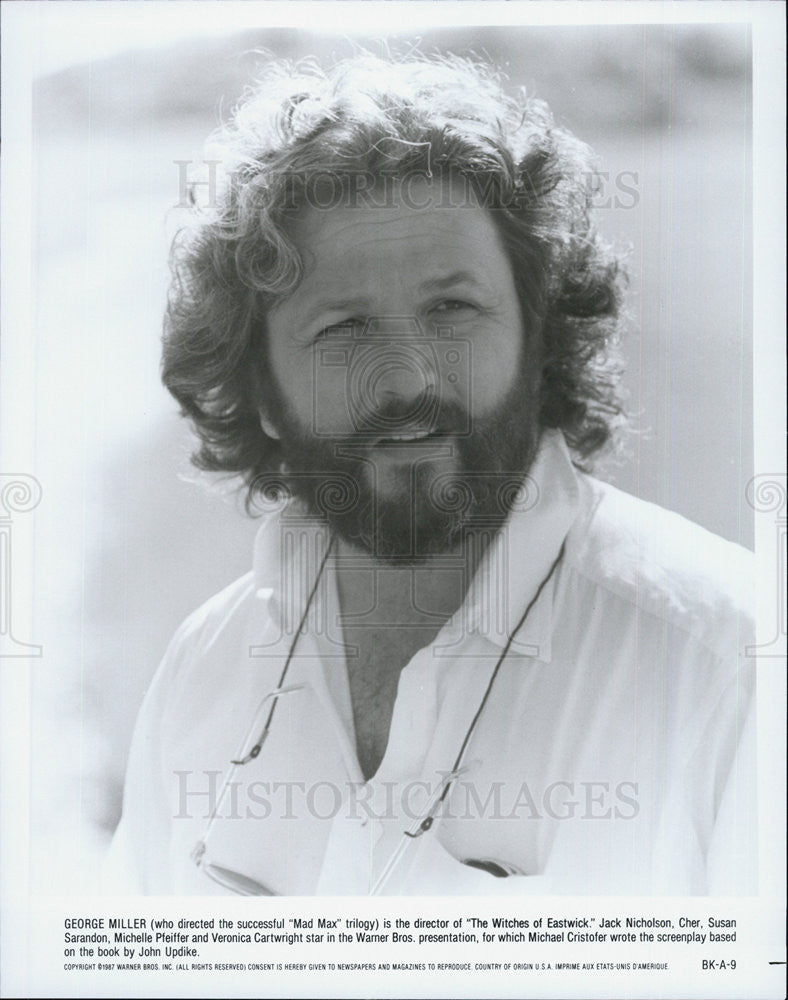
[263,176,542,560]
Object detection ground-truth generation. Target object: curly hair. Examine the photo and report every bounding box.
[162,53,626,506]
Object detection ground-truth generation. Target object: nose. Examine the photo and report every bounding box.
[351,348,439,431]
[348,322,439,430]
[367,351,437,405]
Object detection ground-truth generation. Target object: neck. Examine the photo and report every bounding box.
[333,531,492,628]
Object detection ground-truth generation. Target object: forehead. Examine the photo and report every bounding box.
[283,176,512,298]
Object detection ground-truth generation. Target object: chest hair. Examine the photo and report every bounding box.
[344,623,440,781]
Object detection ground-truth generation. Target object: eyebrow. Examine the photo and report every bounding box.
[300,298,371,327]
[417,270,487,294]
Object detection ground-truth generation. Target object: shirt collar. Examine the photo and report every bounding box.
[252,429,579,660]
[252,501,331,631]
[450,429,579,661]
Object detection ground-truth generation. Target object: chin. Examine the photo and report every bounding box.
[326,491,472,564]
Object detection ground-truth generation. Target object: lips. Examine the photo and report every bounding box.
[371,427,449,445]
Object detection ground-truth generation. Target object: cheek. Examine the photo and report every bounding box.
[264,330,313,427]
[270,339,359,435]
[466,322,528,414]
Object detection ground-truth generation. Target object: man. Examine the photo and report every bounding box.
[108,54,755,895]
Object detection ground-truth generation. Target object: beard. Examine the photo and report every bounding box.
[259,365,542,564]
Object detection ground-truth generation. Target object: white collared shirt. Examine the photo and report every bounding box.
[106,430,756,895]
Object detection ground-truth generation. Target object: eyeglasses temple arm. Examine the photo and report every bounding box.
[370,764,471,895]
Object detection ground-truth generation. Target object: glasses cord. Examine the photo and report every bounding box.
[240,533,565,819]
[233,533,336,764]
[405,540,567,837]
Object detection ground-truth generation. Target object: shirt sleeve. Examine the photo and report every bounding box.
[705,686,758,894]
[101,617,195,894]
[679,650,757,895]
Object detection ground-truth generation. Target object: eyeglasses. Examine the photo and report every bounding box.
[191,683,307,896]
[192,725,518,897]
[191,537,564,894]
[191,537,337,894]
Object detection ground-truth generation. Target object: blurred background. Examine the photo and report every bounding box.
[27,19,752,891]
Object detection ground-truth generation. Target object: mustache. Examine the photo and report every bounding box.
[343,394,469,439]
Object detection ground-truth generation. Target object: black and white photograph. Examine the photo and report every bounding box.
[1,1,785,997]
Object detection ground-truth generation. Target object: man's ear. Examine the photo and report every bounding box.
[258,408,281,440]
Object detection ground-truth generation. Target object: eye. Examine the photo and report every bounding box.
[431,299,476,315]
